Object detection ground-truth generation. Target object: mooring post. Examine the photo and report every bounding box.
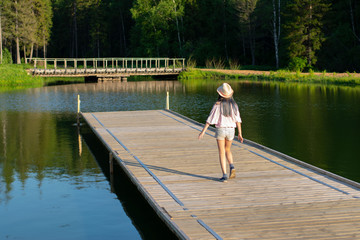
[77,94,81,126]
[166,91,170,110]
[109,152,114,192]
[109,152,114,174]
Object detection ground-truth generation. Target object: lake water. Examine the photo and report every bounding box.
[0,80,359,239]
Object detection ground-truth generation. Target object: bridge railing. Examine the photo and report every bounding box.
[27,57,185,75]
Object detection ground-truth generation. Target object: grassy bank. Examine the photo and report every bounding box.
[0,64,84,90]
[0,64,44,87]
[179,68,360,86]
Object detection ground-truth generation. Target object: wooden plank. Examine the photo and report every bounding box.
[81,110,360,239]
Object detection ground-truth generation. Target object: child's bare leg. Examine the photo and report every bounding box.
[217,140,227,175]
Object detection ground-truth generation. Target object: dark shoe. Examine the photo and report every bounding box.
[229,168,236,179]
[219,176,228,182]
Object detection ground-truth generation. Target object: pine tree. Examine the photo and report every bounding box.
[285,0,330,67]
[34,0,52,58]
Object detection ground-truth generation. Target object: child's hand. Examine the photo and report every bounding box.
[198,132,205,140]
[238,134,243,143]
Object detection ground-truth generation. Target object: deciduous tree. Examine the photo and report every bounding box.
[131,0,184,56]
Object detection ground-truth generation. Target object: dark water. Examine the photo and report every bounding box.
[0,80,359,239]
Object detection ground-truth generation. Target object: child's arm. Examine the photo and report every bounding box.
[236,122,243,143]
[198,123,210,139]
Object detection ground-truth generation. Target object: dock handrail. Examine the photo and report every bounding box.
[27,57,186,72]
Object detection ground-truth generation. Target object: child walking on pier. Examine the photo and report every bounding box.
[198,83,243,182]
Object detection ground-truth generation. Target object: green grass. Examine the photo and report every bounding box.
[0,64,44,87]
[0,64,85,90]
[179,68,360,86]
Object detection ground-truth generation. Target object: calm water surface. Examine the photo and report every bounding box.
[0,80,359,239]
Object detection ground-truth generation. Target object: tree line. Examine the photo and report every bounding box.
[0,0,359,72]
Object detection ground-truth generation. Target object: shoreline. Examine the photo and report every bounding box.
[2,64,360,88]
[180,68,360,86]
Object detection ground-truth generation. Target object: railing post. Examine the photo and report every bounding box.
[173,59,175,72]
[54,59,57,69]
[34,59,37,69]
[44,59,47,70]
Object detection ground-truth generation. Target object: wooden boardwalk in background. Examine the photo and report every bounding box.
[81,110,360,239]
[27,57,185,81]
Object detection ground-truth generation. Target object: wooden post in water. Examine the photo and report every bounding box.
[109,152,114,174]
[109,152,114,193]
[77,94,81,126]
[166,91,170,110]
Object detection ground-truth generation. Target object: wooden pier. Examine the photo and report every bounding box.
[27,57,185,81]
[81,110,360,239]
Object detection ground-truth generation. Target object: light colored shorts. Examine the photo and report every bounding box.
[215,127,235,141]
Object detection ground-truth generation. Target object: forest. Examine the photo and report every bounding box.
[0,0,360,72]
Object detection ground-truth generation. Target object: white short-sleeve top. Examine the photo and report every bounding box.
[206,102,242,128]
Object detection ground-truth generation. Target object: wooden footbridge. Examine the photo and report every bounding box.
[27,57,185,82]
[81,109,360,239]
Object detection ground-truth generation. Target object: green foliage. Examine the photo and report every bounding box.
[1,0,53,61]
[1,48,13,64]
[288,57,307,72]
[130,0,185,56]
[0,0,358,73]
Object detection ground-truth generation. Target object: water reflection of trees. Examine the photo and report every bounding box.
[42,80,184,94]
[0,112,100,202]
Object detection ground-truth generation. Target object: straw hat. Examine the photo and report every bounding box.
[217,83,234,98]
